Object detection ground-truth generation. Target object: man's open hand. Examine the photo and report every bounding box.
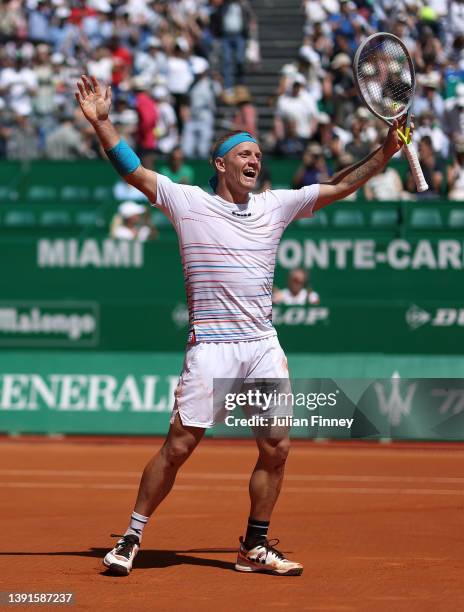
[75,75,112,125]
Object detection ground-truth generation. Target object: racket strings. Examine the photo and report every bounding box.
[357,37,413,120]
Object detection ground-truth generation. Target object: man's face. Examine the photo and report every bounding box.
[292,83,303,97]
[288,270,306,294]
[218,141,262,193]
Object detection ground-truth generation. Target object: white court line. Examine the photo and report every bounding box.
[1,481,464,496]
[0,469,463,485]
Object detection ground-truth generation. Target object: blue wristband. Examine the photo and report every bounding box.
[106,140,141,176]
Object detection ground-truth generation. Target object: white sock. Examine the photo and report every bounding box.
[124,511,149,542]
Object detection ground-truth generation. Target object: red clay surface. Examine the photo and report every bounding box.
[0,439,462,611]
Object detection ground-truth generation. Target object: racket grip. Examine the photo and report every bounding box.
[404,142,428,192]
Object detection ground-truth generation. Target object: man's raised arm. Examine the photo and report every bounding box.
[75,75,157,202]
[314,120,406,211]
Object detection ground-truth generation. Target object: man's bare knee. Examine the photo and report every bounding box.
[258,438,290,468]
[161,414,204,469]
[162,440,194,468]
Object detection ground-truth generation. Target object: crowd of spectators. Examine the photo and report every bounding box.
[0,0,255,164]
[274,0,464,199]
[3,0,464,201]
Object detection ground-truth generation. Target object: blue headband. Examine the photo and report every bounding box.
[209,132,258,191]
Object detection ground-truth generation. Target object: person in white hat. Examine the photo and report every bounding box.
[111,200,157,241]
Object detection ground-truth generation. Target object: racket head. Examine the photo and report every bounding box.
[353,32,416,124]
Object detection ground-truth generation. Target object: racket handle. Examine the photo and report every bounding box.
[404,142,428,192]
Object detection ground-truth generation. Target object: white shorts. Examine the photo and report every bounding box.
[170,335,291,428]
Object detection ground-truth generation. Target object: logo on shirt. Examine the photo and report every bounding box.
[231,211,252,217]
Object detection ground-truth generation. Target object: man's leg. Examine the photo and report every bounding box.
[133,413,205,516]
[249,436,290,522]
[103,414,205,575]
[235,435,303,575]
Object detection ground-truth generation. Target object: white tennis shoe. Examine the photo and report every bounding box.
[103,535,140,576]
[235,537,303,576]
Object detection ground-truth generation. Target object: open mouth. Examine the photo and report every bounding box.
[243,169,256,178]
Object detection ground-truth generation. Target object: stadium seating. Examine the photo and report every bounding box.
[26,186,58,201]
[3,210,36,227]
[448,209,464,229]
[39,211,73,226]
[370,209,398,228]
[408,208,443,229]
[332,209,365,227]
[296,211,328,228]
[75,210,106,228]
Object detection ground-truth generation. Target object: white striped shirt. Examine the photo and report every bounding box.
[154,174,319,342]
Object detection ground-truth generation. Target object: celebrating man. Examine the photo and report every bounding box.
[76,75,407,577]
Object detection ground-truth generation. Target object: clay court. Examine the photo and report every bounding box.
[0,438,462,611]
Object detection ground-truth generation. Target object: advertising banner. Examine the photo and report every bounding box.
[0,350,462,440]
[0,236,463,353]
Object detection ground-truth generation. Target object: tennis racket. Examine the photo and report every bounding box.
[353,32,428,192]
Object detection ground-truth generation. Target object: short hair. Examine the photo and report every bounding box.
[210,130,258,163]
[289,268,308,282]
[420,135,433,148]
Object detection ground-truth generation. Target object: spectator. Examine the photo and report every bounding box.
[109,36,132,88]
[0,54,38,117]
[211,0,254,95]
[49,7,81,56]
[405,135,444,198]
[292,143,330,188]
[153,85,179,156]
[6,114,40,160]
[353,107,378,145]
[444,82,464,142]
[327,52,357,127]
[0,102,8,159]
[28,1,51,43]
[345,118,371,162]
[82,7,113,48]
[315,112,350,167]
[448,0,464,40]
[273,269,320,306]
[414,110,449,158]
[111,201,158,241]
[132,75,159,168]
[45,112,93,160]
[182,58,219,158]
[109,94,138,145]
[414,72,445,120]
[165,37,194,131]
[274,74,319,156]
[87,45,113,84]
[0,0,26,39]
[134,36,167,83]
[447,137,464,200]
[230,85,257,137]
[278,45,324,102]
[364,166,409,201]
[159,146,194,185]
[33,44,55,116]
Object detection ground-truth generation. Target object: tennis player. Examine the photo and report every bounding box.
[76,75,408,577]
